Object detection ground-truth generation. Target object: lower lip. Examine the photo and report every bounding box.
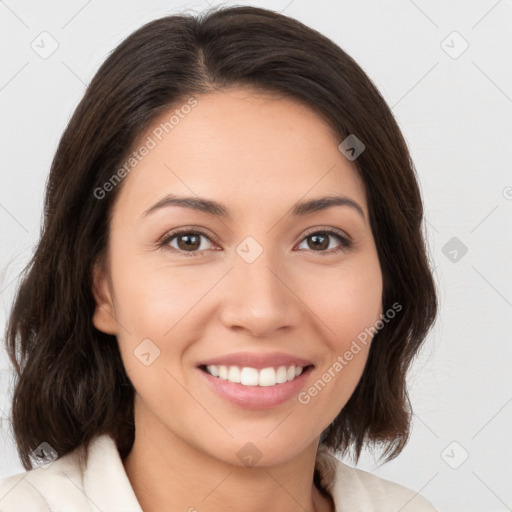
[197,366,314,410]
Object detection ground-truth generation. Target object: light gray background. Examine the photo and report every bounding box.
[1,1,511,511]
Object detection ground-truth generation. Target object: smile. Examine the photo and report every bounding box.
[201,364,313,387]
[197,363,315,409]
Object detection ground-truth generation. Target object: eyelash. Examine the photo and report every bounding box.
[158,227,352,257]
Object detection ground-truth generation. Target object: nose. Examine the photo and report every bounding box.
[217,249,303,337]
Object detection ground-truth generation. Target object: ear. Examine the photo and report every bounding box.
[91,260,118,335]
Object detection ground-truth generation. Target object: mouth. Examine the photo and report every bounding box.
[197,363,315,409]
[198,363,315,387]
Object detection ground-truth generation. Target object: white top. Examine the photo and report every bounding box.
[0,434,436,511]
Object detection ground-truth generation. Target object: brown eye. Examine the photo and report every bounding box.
[160,229,214,256]
[175,233,203,251]
[159,227,351,257]
[307,233,330,251]
[297,230,352,254]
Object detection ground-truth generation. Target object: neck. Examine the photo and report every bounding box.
[122,408,333,512]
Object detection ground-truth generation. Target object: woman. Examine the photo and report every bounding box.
[0,5,437,511]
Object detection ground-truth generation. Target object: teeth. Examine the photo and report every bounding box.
[276,366,288,383]
[218,365,228,380]
[228,366,241,383]
[205,364,307,386]
[241,367,259,386]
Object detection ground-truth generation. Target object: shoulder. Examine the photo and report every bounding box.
[0,435,139,512]
[0,443,90,512]
[333,463,437,511]
[316,445,437,512]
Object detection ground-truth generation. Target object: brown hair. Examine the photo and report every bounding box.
[5,5,437,473]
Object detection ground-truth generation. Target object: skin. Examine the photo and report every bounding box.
[92,87,383,512]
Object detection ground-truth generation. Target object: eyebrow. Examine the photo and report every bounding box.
[141,193,365,221]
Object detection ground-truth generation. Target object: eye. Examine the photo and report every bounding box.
[158,227,352,257]
[159,228,216,256]
[296,229,352,255]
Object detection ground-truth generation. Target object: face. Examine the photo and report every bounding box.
[92,87,383,467]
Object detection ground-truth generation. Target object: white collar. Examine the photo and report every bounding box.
[0,433,435,511]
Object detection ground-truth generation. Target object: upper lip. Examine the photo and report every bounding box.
[197,351,314,370]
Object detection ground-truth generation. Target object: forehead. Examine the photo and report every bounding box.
[114,87,368,219]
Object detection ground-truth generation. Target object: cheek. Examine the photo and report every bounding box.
[295,253,382,407]
[298,261,382,425]
[111,255,211,335]
[304,253,383,349]
[107,256,199,377]
[111,269,200,413]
